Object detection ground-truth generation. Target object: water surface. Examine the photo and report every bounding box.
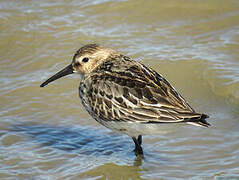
[1,0,239,179]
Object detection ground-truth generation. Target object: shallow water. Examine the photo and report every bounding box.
[1,0,239,179]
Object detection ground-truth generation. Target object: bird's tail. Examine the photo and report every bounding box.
[186,114,211,127]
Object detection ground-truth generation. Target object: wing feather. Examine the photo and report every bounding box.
[81,55,209,126]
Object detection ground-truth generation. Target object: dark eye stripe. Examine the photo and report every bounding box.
[82,57,89,63]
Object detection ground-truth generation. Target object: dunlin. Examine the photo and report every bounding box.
[40,44,210,156]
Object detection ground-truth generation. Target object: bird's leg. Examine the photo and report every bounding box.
[137,135,142,146]
[132,135,143,156]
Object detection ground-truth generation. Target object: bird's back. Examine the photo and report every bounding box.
[79,54,210,129]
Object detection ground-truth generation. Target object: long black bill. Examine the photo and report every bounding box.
[40,64,74,87]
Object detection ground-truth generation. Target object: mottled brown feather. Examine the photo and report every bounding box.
[79,54,209,127]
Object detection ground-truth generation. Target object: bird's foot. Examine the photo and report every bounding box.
[134,146,144,157]
[132,135,144,157]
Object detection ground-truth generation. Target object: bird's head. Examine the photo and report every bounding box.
[40,44,117,87]
[72,44,117,75]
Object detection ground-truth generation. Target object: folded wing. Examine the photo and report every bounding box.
[83,55,210,127]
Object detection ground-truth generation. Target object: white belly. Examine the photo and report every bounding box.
[99,121,184,137]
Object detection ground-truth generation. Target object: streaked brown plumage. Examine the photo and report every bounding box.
[40,44,210,156]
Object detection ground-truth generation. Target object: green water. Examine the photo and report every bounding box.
[1,0,239,179]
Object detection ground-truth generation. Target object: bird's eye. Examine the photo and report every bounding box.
[82,57,89,63]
